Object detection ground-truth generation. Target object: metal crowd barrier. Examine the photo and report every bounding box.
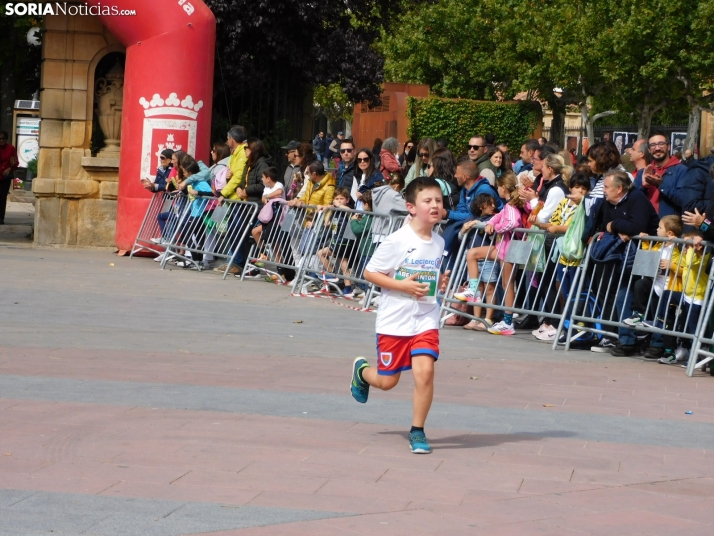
[563,236,714,360]
[689,276,714,376]
[289,205,394,303]
[241,202,324,286]
[159,195,259,279]
[130,191,187,257]
[441,223,581,344]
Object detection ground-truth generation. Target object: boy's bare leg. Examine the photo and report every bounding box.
[411,355,435,428]
[361,367,400,391]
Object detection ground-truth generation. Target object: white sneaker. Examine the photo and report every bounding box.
[454,288,482,303]
[488,320,515,336]
[154,252,175,263]
[591,338,617,353]
[532,322,549,337]
[370,296,381,308]
[534,325,557,341]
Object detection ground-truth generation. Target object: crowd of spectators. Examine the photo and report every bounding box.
[142,125,714,369]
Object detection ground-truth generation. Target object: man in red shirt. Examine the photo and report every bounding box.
[0,130,19,225]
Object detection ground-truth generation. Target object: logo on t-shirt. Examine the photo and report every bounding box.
[380,352,393,367]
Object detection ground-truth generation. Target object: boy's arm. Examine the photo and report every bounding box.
[364,270,430,299]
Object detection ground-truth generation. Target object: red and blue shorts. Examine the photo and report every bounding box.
[375,329,440,375]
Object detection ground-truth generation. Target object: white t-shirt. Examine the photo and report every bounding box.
[263,182,285,199]
[366,224,445,336]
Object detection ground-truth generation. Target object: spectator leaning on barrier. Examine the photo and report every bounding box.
[239,139,273,204]
[142,148,174,193]
[289,161,335,208]
[440,160,503,270]
[586,170,660,356]
[220,125,249,200]
[380,137,402,181]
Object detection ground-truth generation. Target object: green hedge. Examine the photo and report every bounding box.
[406,97,542,155]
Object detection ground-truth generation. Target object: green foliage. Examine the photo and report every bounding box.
[26,158,37,175]
[407,96,541,153]
[313,84,354,123]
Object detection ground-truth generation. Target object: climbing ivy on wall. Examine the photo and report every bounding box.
[407,97,542,154]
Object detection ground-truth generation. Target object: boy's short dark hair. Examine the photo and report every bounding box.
[470,193,496,217]
[361,189,372,208]
[262,167,279,182]
[660,215,683,237]
[568,173,591,192]
[334,187,351,200]
[404,176,442,205]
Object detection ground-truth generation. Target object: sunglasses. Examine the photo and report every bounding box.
[406,145,414,149]
[160,156,169,160]
[468,144,485,150]
[419,152,430,158]
[357,157,371,163]
[340,148,353,154]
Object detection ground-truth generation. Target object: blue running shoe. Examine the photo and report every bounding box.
[351,357,370,403]
[409,430,432,454]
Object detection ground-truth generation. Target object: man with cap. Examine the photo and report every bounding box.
[330,131,345,167]
[282,140,301,193]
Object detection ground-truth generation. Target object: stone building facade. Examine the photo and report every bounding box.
[33,13,125,247]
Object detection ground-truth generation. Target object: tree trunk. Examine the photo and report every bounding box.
[344,119,352,139]
[549,99,566,149]
[581,103,593,145]
[637,104,657,140]
[684,98,701,153]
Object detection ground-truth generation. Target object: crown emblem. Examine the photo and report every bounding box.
[139,93,203,119]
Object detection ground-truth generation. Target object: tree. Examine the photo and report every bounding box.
[676,0,714,151]
[313,83,354,137]
[205,0,415,105]
[0,5,42,130]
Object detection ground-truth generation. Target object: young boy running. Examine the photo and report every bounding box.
[350,177,450,454]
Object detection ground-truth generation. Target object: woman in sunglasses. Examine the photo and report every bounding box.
[141,149,175,193]
[404,137,437,188]
[355,149,385,205]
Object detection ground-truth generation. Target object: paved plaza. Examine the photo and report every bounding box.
[2,215,714,534]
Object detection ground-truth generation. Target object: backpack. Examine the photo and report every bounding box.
[435,178,460,211]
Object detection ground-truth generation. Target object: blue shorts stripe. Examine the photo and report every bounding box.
[411,348,439,360]
[377,365,412,376]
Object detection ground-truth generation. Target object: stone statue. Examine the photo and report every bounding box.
[95,60,124,157]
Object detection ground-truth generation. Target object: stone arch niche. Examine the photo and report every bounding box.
[34,0,216,249]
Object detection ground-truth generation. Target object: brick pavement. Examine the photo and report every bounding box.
[1,244,714,535]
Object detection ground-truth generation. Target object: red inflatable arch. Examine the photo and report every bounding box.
[87,0,216,251]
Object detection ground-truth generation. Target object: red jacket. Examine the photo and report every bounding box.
[0,143,18,180]
[379,149,401,180]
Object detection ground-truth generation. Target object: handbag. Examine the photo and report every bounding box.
[560,202,586,262]
[589,231,635,269]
